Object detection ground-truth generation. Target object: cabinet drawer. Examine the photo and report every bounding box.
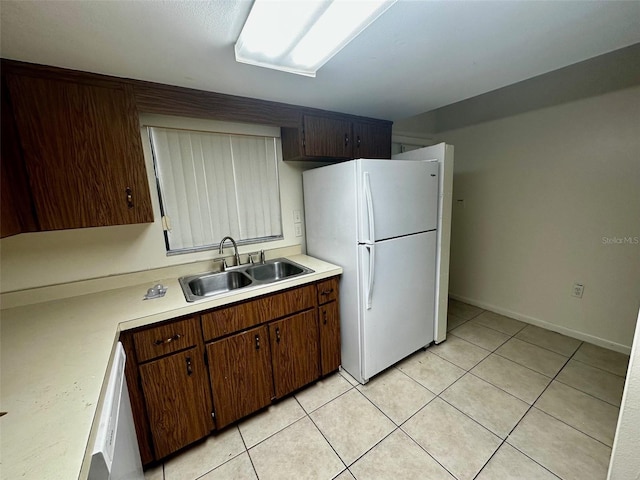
[133,317,200,363]
[317,277,339,304]
[201,302,256,342]
[202,285,317,342]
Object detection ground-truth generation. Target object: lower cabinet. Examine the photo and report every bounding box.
[207,325,273,429]
[270,310,320,398]
[138,346,213,459]
[122,275,341,464]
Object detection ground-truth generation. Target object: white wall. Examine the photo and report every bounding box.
[0,116,309,293]
[397,86,640,352]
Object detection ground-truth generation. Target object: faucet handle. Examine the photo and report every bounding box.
[213,258,226,272]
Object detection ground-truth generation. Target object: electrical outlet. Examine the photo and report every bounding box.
[294,223,303,237]
[572,283,584,298]
[293,209,302,223]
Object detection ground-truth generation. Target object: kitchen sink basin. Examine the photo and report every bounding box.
[244,260,305,282]
[179,258,314,302]
[181,271,252,301]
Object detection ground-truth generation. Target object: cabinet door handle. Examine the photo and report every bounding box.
[320,288,334,296]
[125,187,134,209]
[275,327,281,344]
[344,133,349,147]
[154,333,182,346]
[357,135,361,148]
[322,310,328,325]
[186,356,193,376]
[255,334,260,350]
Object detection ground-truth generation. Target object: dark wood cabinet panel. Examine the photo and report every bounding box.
[269,310,320,398]
[319,301,341,376]
[206,326,274,429]
[1,77,38,238]
[5,73,153,230]
[133,316,200,363]
[283,114,392,162]
[139,346,213,459]
[202,284,316,342]
[302,115,353,159]
[353,121,392,159]
[317,277,339,305]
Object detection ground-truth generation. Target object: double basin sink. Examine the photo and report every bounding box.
[179,258,314,302]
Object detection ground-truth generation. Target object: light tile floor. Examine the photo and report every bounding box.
[145,300,630,480]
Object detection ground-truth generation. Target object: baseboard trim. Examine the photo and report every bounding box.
[449,293,632,355]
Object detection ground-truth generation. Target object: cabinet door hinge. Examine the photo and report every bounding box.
[161,215,171,231]
[211,411,215,419]
[204,350,208,366]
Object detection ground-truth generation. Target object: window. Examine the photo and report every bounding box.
[148,125,283,254]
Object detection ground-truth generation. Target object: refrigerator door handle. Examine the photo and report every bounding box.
[364,172,375,243]
[366,244,375,310]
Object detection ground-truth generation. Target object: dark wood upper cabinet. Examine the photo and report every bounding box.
[353,121,393,159]
[5,72,153,230]
[282,114,392,161]
[1,77,39,238]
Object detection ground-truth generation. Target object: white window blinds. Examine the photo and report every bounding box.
[149,127,283,253]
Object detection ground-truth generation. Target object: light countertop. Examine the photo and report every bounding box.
[0,254,342,480]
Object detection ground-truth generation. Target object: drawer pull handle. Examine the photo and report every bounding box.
[255,334,260,350]
[186,356,193,376]
[154,333,182,346]
[275,327,281,344]
[323,310,328,325]
[320,288,334,296]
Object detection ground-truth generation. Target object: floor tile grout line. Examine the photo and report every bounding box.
[498,440,564,480]
[304,396,376,471]
[236,423,263,480]
[465,369,546,406]
[466,317,528,337]
[397,423,463,480]
[553,377,622,408]
[570,356,629,378]
[510,334,580,358]
[490,349,562,378]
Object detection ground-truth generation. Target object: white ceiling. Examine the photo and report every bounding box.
[1,1,638,121]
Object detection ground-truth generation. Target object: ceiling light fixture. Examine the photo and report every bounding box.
[235,0,397,77]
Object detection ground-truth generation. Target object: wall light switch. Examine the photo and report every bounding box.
[293,210,302,223]
[457,199,465,209]
[294,223,303,237]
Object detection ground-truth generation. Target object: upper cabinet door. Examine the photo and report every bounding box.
[6,74,154,230]
[352,121,392,159]
[302,115,353,159]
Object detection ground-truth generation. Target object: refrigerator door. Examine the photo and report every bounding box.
[358,231,437,381]
[357,159,439,243]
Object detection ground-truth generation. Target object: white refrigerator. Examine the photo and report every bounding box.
[303,159,439,383]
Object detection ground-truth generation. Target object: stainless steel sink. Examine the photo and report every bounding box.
[179,258,314,302]
[180,271,252,302]
[244,260,305,282]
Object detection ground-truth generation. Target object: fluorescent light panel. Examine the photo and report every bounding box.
[235,0,396,77]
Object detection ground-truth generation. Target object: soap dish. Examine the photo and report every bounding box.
[144,284,168,300]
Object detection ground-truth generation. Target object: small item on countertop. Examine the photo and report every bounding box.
[144,284,168,300]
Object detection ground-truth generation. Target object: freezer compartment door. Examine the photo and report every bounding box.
[357,159,439,242]
[358,231,437,381]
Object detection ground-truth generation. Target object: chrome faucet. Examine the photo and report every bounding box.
[219,236,240,267]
